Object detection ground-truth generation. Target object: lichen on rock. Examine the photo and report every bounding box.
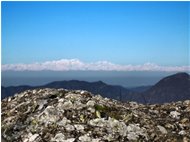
[1,88,190,142]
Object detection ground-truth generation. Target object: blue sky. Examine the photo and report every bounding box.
[2,2,189,69]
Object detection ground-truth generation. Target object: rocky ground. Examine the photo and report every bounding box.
[1,88,190,142]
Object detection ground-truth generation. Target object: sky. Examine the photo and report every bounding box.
[1,2,190,72]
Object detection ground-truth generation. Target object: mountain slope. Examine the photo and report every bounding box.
[143,73,190,104]
[44,80,132,101]
[1,80,135,101]
[1,85,35,99]
[128,85,152,93]
[2,72,190,104]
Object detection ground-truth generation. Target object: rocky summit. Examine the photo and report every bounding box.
[1,88,190,142]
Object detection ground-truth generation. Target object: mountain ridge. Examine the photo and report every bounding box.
[1,72,190,104]
[143,72,190,104]
[1,80,131,101]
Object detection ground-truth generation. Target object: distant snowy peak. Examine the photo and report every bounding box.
[2,59,190,72]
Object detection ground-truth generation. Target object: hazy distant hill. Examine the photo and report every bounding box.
[43,80,132,101]
[143,72,190,104]
[128,86,151,93]
[1,80,132,101]
[1,85,35,99]
[1,73,190,104]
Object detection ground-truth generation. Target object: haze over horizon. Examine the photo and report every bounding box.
[1,2,189,86]
[2,71,189,87]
